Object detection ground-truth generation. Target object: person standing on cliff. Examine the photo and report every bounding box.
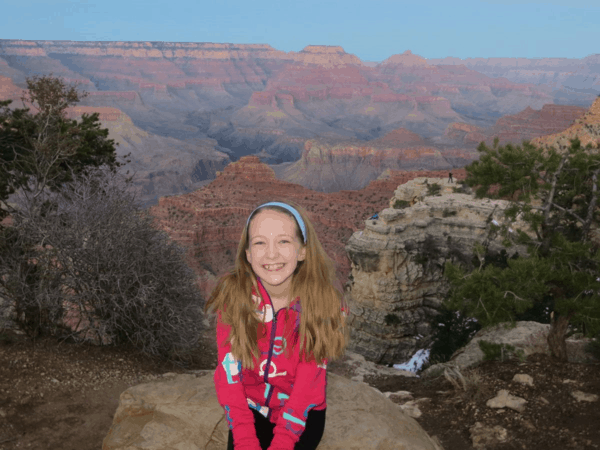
[204,200,349,450]
[448,172,453,183]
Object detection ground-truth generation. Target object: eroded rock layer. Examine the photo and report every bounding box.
[344,177,528,365]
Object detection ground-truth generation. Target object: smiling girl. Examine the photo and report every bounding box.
[204,200,349,450]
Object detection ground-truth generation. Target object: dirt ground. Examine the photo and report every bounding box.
[0,330,599,450]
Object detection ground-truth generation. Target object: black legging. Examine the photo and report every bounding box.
[227,407,326,450]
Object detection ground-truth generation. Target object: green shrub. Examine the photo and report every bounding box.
[393,199,410,209]
[426,183,442,196]
[427,307,482,364]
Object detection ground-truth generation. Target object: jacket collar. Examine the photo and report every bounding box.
[254,277,300,310]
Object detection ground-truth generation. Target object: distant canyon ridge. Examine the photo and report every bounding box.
[0,40,598,206]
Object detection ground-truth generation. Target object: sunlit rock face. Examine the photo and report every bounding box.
[344,177,529,366]
[531,97,600,151]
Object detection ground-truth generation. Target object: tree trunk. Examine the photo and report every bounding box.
[547,313,570,361]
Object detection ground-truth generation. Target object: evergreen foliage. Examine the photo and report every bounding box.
[443,137,600,360]
[427,307,482,365]
[0,74,130,221]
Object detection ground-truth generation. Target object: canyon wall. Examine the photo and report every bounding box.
[440,103,589,148]
[344,177,529,365]
[530,97,600,150]
[278,130,477,192]
[0,40,567,184]
[428,54,600,106]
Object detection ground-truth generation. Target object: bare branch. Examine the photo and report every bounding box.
[543,154,568,225]
[1,166,203,366]
[582,168,600,242]
[550,202,586,225]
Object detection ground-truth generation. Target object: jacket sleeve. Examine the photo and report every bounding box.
[214,311,261,450]
[269,358,328,449]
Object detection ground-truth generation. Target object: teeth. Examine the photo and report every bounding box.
[264,264,284,270]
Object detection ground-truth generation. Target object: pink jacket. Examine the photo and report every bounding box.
[214,277,347,449]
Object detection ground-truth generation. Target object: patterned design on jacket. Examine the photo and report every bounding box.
[214,277,347,449]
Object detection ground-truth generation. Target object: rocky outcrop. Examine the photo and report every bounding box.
[422,321,598,377]
[530,97,600,150]
[441,103,588,147]
[343,177,530,365]
[102,371,443,450]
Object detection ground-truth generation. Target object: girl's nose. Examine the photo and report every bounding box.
[266,243,280,257]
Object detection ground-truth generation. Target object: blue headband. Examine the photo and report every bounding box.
[246,202,307,244]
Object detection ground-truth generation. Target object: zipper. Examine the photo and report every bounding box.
[260,279,284,413]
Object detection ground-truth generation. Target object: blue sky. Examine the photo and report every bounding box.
[1,0,599,62]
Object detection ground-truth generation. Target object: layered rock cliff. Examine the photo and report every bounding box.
[277,129,477,192]
[428,55,600,106]
[530,97,600,150]
[441,103,588,147]
[0,39,560,172]
[344,177,529,365]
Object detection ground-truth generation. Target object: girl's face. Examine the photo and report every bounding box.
[245,209,306,298]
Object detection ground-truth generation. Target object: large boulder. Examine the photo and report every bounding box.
[422,321,597,377]
[102,370,443,450]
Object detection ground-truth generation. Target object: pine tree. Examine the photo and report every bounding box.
[444,137,600,360]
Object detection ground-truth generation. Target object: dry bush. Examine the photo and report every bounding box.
[0,165,204,367]
[444,365,491,402]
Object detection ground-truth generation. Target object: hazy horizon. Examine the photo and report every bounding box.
[1,0,599,62]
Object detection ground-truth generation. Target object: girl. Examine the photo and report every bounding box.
[204,200,350,450]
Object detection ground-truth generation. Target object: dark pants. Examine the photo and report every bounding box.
[227,407,326,450]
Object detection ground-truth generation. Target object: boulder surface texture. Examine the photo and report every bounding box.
[102,371,443,450]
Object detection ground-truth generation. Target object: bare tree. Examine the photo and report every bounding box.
[0,164,205,367]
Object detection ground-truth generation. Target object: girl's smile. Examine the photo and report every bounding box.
[246,210,306,301]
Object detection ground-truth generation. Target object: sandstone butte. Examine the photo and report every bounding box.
[146,156,466,303]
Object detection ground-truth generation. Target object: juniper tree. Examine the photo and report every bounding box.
[444,137,600,360]
[0,74,130,221]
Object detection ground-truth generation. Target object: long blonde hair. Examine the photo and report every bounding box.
[203,199,350,370]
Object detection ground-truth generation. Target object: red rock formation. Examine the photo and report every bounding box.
[372,128,425,147]
[485,103,588,146]
[64,106,128,122]
[146,156,468,303]
[443,103,589,148]
[0,75,25,103]
[531,97,600,150]
[379,50,431,68]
